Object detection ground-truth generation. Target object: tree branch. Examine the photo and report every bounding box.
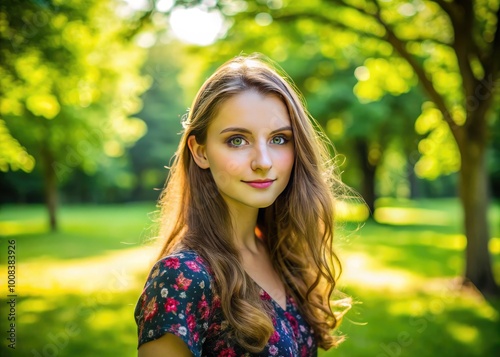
[325,0,463,139]
[433,0,457,19]
[325,0,376,16]
[403,37,451,47]
[486,4,500,81]
[466,3,500,138]
[444,1,481,130]
[366,0,463,144]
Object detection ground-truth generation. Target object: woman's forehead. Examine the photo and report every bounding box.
[208,91,291,133]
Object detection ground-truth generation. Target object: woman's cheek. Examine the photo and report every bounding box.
[280,149,295,171]
[224,157,246,176]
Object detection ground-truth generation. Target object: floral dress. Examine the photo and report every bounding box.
[134,250,317,357]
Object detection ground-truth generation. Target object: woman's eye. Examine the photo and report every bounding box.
[228,136,247,147]
[271,135,288,145]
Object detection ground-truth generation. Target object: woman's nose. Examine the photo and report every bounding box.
[251,142,272,171]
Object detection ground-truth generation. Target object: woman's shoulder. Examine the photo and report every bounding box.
[136,249,215,329]
[157,249,210,270]
[146,249,214,288]
[135,249,215,351]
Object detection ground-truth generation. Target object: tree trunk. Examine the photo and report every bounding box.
[406,156,419,199]
[354,138,377,214]
[458,139,498,295]
[41,148,58,232]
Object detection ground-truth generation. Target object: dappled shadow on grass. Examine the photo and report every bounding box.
[346,220,500,289]
[330,211,500,357]
[0,290,139,357]
[346,220,471,279]
[320,285,500,357]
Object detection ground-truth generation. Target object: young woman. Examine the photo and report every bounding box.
[135,54,350,356]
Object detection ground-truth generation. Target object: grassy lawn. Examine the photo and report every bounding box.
[0,199,498,357]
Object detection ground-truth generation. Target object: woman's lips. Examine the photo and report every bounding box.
[242,179,275,189]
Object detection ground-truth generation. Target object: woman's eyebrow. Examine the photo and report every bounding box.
[219,126,292,135]
[270,126,292,135]
[219,127,251,135]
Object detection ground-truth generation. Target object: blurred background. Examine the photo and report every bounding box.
[0,0,499,356]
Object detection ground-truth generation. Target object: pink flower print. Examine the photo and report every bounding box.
[269,345,278,355]
[193,331,199,342]
[164,257,180,269]
[208,322,222,336]
[169,323,181,333]
[218,347,236,357]
[214,338,225,351]
[269,330,280,344]
[198,294,210,319]
[164,297,180,313]
[185,260,201,272]
[174,272,192,291]
[187,314,196,331]
[284,312,299,337]
[301,345,309,357]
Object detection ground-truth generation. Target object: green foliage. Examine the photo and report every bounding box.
[5,0,496,203]
[0,0,150,178]
[414,102,461,179]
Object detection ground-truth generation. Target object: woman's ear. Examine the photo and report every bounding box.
[187,135,210,169]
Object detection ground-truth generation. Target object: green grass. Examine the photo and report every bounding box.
[0,199,499,357]
[0,203,158,260]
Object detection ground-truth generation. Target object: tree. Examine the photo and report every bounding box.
[0,0,150,230]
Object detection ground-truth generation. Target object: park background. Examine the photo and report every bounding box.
[1,0,499,356]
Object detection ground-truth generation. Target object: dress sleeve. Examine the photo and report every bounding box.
[134,253,213,357]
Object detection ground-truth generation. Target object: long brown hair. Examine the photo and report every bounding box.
[156,54,349,351]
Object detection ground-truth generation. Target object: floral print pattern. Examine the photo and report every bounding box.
[135,251,317,356]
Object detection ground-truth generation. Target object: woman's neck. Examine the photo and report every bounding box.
[227,204,260,254]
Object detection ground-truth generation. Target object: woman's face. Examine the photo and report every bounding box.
[190,90,295,212]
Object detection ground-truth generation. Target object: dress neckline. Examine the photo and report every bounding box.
[252,280,289,312]
[183,249,289,311]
